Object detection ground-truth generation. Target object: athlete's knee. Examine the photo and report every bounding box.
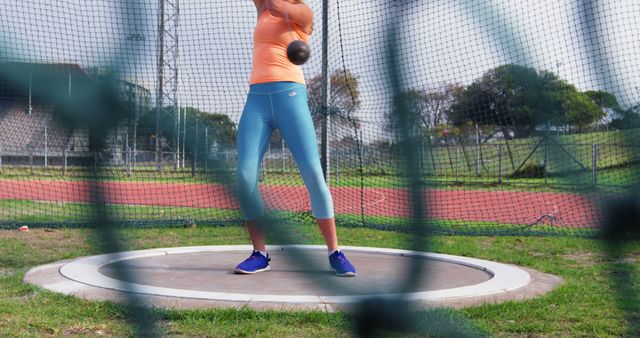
[303,171,332,200]
[237,163,259,190]
[302,166,327,187]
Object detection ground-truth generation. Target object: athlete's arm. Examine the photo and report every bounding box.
[264,0,313,33]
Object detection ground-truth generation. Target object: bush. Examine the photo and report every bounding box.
[510,162,546,178]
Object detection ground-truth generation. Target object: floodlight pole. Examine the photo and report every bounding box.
[182,107,186,168]
[320,0,330,182]
[28,71,32,115]
[155,0,165,170]
[176,101,181,169]
[156,0,180,171]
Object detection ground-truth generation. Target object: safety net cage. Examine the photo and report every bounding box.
[0,0,638,238]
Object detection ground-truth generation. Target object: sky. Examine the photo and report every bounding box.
[1,0,639,143]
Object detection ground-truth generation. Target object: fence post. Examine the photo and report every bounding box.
[281,150,286,174]
[125,121,129,169]
[543,120,550,183]
[0,145,3,172]
[592,143,598,186]
[475,124,481,176]
[127,146,132,176]
[63,149,67,176]
[174,150,178,171]
[182,107,186,168]
[133,117,138,168]
[175,107,180,171]
[455,145,460,181]
[281,138,285,174]
[320,0,330,182]
[94,151,98,172]
[204,127,208,173]
[335,152,339,183]
[498,144,503,184]
[175,142,180,171]
[44,123,48,169]
[192,120,198,177]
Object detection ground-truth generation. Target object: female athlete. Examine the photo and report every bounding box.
[234,0,356,277]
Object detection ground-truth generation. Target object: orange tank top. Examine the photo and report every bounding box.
[249,10,310,85]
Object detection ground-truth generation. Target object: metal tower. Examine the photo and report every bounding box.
[155,0,179,169]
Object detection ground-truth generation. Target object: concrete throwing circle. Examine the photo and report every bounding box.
[25,245,561,310]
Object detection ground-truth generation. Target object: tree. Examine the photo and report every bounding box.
[584,90,625,125]
[585,90,623,113]
[561,91,606,131]
[307,69,362,134]
[610,105,640,130]
[196,109,237,147]
[385,89,427,138]
[447,64,605,138]
[422,84,459,128]
[583,90,640,130]
[139,106,237,150]
[330,135,360,150]
[384,84,459,137]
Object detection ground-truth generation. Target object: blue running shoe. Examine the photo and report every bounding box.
[329,250,356,277]
[234,251,270,274]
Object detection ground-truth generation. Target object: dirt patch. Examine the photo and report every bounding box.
[613,254,638,265]
[565,251,640,267]
[61,324,112,337]
[527,251,546,258]
[563,251,606,267]
[481,237,496,247]
[2,228,74,238]
[2,288,42,305]
[0,229,91,267]
[0,268,16,277]
[0,228,89,246]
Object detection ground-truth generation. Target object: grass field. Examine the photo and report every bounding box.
[0,200,238,227]
[0,199,601,238]
[1,130,637,336]
[1,224,639,337]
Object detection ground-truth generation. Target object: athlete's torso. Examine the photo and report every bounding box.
[249,10,310,85]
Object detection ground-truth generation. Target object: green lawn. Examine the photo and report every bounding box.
[1,224,638,337]
[1,199,601,239]
[0,200,239,228]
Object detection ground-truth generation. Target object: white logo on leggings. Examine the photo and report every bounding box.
[288,91,297,97]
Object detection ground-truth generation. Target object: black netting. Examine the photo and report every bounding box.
[0,1,638,236]
[2,1,640,337]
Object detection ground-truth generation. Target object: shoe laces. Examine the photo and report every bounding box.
[250,251,270,261]
[334,252,347,262]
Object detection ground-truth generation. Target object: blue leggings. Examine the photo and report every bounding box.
[236,81,334,221]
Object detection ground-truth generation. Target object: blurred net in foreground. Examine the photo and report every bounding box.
[1,0,639,337]
[0,1,638,238]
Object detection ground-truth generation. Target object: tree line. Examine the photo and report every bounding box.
[390,64,639,144]
[144,63,639,152]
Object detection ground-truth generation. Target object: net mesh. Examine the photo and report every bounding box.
[0,0,638,237]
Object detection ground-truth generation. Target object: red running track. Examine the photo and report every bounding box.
[0,179,602,227]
